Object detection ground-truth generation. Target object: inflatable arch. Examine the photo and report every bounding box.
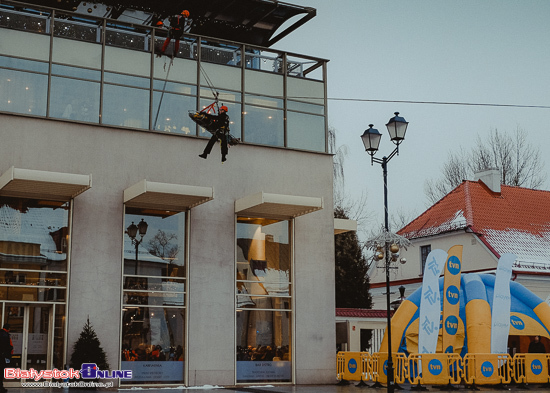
[380,273,550,356]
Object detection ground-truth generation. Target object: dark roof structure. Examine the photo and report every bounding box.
[13,0,316,47]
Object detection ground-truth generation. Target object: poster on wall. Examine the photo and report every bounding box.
[28,333,47,354]
[120,361,184,382]
[236,361,291,382]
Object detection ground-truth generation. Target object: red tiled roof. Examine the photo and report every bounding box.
[398,180,550,271]
[336,308,392,318]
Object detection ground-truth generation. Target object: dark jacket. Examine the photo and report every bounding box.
[0,329,12,359]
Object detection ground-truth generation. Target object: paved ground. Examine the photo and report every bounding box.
[4,382,550,393]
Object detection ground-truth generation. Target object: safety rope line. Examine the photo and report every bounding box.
[153,59,173,130]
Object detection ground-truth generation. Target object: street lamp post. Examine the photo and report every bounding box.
[126,218,148,275]
[361,112,409,393]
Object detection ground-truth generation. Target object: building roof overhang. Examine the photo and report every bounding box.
[334,218,357,235]
[0,166,92,201]
[124,179,213,212]
[235,191,323,219]
[13,0,316,47]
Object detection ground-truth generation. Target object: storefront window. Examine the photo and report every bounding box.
[236,217,292,383]
[0,196,69,372]
[121,208,186,384]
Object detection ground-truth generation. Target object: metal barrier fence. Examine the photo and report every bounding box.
[408,353,462,386]
[337,351,550,387]
[513,353,550,385]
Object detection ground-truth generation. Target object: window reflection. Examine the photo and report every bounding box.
[243,105,283,147]
[152,92,196,134]
[121,208,186,384]
[50,77,100,122]
[121,306,185,383]
[0,68,47,116]
[102,84,149,128]
[286,111,325,152]
[236,217,292,383]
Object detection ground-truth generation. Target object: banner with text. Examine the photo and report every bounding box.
[490,253,516,354]
[418,249,447,354]
[442,245,463,354]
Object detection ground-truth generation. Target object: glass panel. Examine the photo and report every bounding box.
[198,99,241,140]
[236,294,291,310]
[51,64,100,81]
[152,91,196,134]
[245,94,283,109]
[0,68,47,116]
[105,26,149,51]
[104,72,150,88]
[244,69,283,97]
[50,76,100,122]
[153,80,196,95]
[286,111,326,152]
[0,56,49,73]
[5,306,24,369]
[0,9,49,34]
[124,290,185,307]
[200,41,241,67]
[236,310,291,383]
[26,305,50,371]
[287,76,325,104]
[121,306,185,383]
[124,210,186,278]
[0,197,69,272]
[124,276,185,291]
[102,84,149,128]
[0,286,66,302]
[53,305,65,369]
[199,61,241,91]
[243,105,283,147]
[53,19,99,43]
[199,88,241,103]
[244,48,283,73]
[287,100,324,115]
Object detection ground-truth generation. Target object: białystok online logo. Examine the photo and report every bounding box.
[5,363,132,381]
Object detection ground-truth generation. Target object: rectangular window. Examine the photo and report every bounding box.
[420,245,431,274]
[236,216,292,383]
[0,196,70,370]
[121,208,186,384]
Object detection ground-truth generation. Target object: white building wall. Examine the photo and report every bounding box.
[0,113,336,385]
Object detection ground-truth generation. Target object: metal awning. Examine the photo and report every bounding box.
[0,166,92,201]
[14,0,316,47]
[124,180,213,211]
[235,191,323,219]
[334,218,357,235]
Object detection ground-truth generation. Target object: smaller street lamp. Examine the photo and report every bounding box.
[126,218,148,274]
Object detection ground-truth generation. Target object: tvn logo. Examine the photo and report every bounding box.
[80,363,132,379]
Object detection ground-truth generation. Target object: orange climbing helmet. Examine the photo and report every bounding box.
[181,10,190,17]
[220,105,228,112]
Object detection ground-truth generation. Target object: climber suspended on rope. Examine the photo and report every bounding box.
[197,105,232,162]
[156,10,190,58]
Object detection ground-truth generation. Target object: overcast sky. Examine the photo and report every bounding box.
[274,0,550,237]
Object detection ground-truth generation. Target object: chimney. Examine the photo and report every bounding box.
[474,168,501,194]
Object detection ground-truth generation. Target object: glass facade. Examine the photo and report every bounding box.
[121,208,187,384]
[0,196,69,371]
[236,217,292,383]
[0,5,328,153]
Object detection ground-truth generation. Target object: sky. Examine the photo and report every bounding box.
[273,0,550,238]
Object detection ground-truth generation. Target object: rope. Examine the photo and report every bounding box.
[153,59,173,130]
[199,63,220,109]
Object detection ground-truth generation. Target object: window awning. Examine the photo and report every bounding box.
[235,191,323,219]
[334,218,357,235]
[124,180,213,211]
[0,166,92,201]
